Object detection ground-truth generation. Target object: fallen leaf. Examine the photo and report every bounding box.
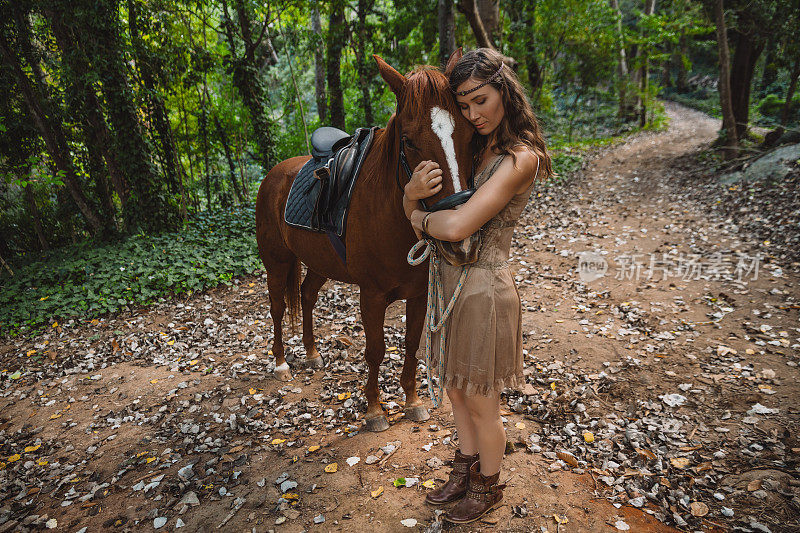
[324,463,338,473]
[670,457,690,469]
[690,501,709,517]
[308,445,320,453]
[554,514,569,524]
[7,454,21,463]
[271,439,286,445]
[515,422,526,429]
[346,456,360,467]
[24,445,40,453]
[422,479,436,489]
[393,477,406,487]
[371,486,384,498]
[557,451,579,468]
[747,479,761,491]
[400,518,417,528]
[583,432,595,443]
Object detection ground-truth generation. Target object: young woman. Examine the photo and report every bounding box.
[402,48,553,524]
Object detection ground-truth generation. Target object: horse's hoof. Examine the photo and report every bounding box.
[404,405,430,422]
[305,356,325,369]
[364,415,390,432]
[274,364,293,381]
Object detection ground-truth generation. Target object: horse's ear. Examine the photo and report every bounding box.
[444,47,463,77]
[373,55,406,97]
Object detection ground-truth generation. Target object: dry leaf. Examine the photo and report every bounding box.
[583,431,595,443]
[636,448,656,460]
[308,445,320,453]
[747,479,761,491]
[670,457,690,468]
[271,438,286,445]
[690,501,708,517]
[370,486,384,498]
[557,451,579,468]
[324,463,338,473]
[24,445,40,453]
[422,479,435,489]
[515,422,526,429]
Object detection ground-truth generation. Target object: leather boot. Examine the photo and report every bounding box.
[424,450,479,505]
[444,461,506,523]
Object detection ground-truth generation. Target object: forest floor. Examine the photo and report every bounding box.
[1,101,799,533]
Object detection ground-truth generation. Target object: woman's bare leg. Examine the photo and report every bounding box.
[463,391,505,476]
[447,387,478,455]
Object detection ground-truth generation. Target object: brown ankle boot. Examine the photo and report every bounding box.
[424,450,479,505]
[444,461,505,523]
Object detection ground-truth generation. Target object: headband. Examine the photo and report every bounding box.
[453,62,505,96]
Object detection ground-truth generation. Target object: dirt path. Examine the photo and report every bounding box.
[1,102,798,533]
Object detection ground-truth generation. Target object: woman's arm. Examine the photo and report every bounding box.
[411,150,538,242]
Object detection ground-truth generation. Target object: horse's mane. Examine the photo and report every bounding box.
[402,66,461,121]
[365,66,459,190]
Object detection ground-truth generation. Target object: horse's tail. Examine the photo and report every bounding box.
[286,257,302,334]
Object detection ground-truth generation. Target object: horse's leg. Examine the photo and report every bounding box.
[301,270,327,369]
[266,260,295,382]
[403,294,430,421]
[360,291,390,432]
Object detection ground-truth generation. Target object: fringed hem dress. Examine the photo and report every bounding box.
[425,153,536,397]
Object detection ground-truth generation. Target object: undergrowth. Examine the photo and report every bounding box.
[1,207,261,337]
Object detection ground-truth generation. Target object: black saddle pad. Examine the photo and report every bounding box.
[284,158,325,232]
[284,127,375,237]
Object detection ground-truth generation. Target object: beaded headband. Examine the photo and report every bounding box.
[453,62,505,96]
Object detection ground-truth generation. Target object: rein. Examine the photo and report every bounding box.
[397,133,474,408]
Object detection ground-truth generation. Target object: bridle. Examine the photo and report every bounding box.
[395,135,476,212]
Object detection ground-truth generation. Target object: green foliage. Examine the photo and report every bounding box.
[757,93,800,122]
[0,206,261,336]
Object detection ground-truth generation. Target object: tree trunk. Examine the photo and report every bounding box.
[45,7,130,208]
[355,0,374,125]
[25,184,49,251]
[675,32,689,93]
[0,26,103,235]
[456,0,496,50]
[760,36,778,90]
[714,0,739,159]
[221,0,275,170]
[638,0,657,127]
[89,0,172,232]
[327,0,346,130]
[128,0,180,197]
[213,113,245,203]
[661,59,672,88]
[311,3,327,122]
[729,29,764,139]
[763,56,800,147]
[438,0,456,69]
[609,0,631,119]
[476,0,500,45]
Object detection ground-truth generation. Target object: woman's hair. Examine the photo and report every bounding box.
[448,48,553,183]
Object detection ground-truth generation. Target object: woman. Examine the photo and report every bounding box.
[403,48,553,524]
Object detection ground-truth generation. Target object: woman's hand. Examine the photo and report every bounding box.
[404,161,443,201]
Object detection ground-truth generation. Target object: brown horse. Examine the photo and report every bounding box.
[255,52,474,431]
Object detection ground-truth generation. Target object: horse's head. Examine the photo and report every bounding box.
[374,51,474,211]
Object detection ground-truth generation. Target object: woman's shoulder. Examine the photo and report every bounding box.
[508,144,539,167]
[502,145,539,193]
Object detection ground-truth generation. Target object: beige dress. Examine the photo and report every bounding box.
[430,153,535,396]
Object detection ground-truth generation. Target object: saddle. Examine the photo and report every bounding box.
[284,126,377,248]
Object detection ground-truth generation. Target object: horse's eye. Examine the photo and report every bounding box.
[404,136,419,151]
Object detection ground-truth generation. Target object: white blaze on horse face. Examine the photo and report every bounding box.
[430,106,460,193]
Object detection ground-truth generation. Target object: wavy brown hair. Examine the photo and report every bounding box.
[448,48,553,183]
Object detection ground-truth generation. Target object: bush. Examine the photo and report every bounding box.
[0,206,262,336]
